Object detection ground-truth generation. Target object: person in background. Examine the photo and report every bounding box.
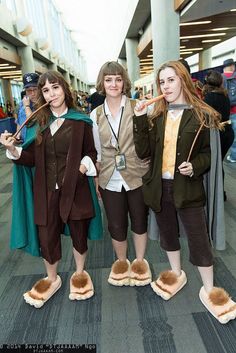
[88,91,105,112]
[16,73,39,142]
[6,100,14,117]
[91,61,151,287]
[132,87,143,99]
[0,70,101,308]
[179,59,203,99]
[0,104,6,119]
[222,58,236,163]
[203,70,234,201]
[133,60,236,324]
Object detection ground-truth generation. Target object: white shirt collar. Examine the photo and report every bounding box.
[51,107,68,118]
[168,109,183,121]
[104,95,126,117]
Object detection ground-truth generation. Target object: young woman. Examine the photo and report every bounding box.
[133,61,236,324]
[0,71,101,308]
[203,70,234,201]
[90,61,151,287]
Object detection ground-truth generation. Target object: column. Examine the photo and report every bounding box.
[199,48,212,70]
[49,62,58,71]
[125,38,140,88]
[151,0,180,75]
[118,58,127,70]
[18,46,35,74]
[71,76,78,91]
[63,71,70,85]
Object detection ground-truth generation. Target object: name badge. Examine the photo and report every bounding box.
[115,153,126,170]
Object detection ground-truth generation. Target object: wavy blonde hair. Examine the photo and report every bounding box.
[150,61,221,129]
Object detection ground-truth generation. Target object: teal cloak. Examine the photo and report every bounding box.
[10,109,103,257]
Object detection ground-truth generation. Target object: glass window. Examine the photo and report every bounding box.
[48,1,63,54]
[25,0,47,38]
[1,0,17,15]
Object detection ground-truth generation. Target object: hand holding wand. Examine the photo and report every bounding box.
[143,94,165,107]
[12,101,51,140]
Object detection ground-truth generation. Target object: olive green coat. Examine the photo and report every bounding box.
[133,109,210,212]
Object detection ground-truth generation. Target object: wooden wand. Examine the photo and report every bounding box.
[12,101,50,140]
[186,121,205,163]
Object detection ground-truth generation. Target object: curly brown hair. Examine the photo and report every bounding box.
[96,61,131,97]
[150,61,221,129]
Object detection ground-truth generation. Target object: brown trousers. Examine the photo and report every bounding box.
[38,189,90,264]
[99,186,148,241]
[155,179,213,267]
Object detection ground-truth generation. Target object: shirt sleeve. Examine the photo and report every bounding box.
[81,156,97,176]
[6,146,22,160]
[90,109,102,162]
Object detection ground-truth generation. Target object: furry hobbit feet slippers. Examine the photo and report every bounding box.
[108,259,130,286]
[69,271,94,300]
[151,270,187,300]
[199,286,236,324]
[23,275,62,308]
[129,259,152,286]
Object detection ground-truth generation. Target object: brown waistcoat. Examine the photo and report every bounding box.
[45,120,72,191]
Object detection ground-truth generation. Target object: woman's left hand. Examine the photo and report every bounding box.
[79,164,87,175]
[178,161,194,177]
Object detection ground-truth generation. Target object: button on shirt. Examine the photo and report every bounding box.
[90,95,130,192]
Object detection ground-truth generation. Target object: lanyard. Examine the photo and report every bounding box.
[103,105,124,152]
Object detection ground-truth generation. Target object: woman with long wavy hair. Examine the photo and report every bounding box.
[133,60,236,324]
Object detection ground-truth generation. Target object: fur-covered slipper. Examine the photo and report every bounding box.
[129,259,152,286]
[151,270,187,300]
[69,271,94,301]
[108,259,130,286]
[23,275,62,308]
[199,286,236,324]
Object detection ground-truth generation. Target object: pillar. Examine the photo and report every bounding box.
[125,38,140,88]
[199,48,212,70]
[151,0,180,75]
[18,46,35,74]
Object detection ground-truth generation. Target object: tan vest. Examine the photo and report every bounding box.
[96,99,149,189]
[162,113,182,177]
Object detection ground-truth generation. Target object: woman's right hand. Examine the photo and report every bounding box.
[0,130,16,153]
[134,100,148,116]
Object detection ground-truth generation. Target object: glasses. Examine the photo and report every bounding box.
[26,88,38,94]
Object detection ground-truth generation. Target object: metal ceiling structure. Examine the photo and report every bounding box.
[119,0,236,75]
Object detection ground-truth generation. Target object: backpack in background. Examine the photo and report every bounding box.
[222,72,236,107]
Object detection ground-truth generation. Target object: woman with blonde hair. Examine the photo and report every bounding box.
[91,61,151,287]
[133,60,236,324]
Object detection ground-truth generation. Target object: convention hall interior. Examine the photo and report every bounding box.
[0,1,236,353]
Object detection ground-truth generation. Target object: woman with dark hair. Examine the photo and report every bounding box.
[203,70,234,200]
[133,60,236,324]
[0,70,102,308]
[90,61,151,287]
